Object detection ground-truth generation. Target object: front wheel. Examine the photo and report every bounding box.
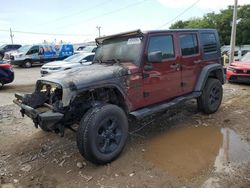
[23,61,32,68]
[77,104,128,164]
[197,78,223,114]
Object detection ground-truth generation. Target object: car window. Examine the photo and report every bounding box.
[14,45,21,49]
[77,46,86,51]
[241,52,250,62]
[26,46,39,55]
[201,33,217,54]
[92,47,97,52]
[84,55,94,61]
[4,45,11,50]
[148,35,175,60]
[83,46,97,53]
[179,34,199,56]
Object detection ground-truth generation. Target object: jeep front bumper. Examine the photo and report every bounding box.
[13,93,64,129]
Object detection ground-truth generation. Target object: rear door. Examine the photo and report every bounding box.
[178,32,202,94]
[142,33,182,106]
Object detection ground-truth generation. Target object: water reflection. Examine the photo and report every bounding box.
[144,126,250,179]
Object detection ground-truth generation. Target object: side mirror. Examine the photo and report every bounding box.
[148,51,162,63]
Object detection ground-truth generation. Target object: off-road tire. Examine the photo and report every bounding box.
[197,78,223,114]
[77,104,128,164]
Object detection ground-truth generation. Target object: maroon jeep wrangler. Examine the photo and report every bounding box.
[14,29,225,164]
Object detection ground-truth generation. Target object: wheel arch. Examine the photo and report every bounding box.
[74,84,129,114]
[195,64,225,92]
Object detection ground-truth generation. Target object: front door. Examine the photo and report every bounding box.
[143,34,182,106]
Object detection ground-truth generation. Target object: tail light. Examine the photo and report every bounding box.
[0,63,13,69]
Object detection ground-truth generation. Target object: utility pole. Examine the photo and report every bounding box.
[10,28,14,44]
[229,0,238,65]
[96,26,101,37]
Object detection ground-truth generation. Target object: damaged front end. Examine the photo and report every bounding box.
[13,81,68,135]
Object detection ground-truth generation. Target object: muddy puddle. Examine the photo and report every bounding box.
[144,126,250,179]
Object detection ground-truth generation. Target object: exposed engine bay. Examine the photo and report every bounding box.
[22,82,63,110]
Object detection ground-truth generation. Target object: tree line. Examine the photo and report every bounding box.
[170,5,250,46]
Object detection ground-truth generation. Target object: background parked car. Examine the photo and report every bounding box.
[10,44,74,68]
[74,45,97,54]
[0,44,22,60]
[0,61,14,88]
[40,52,95,76]
[226,52,250,83]
[76,46,86,51]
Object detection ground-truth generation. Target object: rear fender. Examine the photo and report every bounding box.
[195,64,225,91]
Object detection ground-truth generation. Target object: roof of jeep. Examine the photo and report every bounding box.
[95,29,217,44]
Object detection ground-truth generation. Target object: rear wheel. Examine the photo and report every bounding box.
[197,78,223,114]
[77,104,128,164]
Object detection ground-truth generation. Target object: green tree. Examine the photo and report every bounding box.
[170,5,250,46]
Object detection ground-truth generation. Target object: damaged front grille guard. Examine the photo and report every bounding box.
[13,93,65,136]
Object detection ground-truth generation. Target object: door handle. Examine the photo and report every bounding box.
[193,59,202,64]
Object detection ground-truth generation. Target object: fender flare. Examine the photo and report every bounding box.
[74,82,130,111]
[194,64,225,92]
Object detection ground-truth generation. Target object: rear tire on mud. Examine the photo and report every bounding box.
[76,104,128,165]
[197,78,223,114]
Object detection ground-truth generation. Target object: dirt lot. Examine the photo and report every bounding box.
[0,67,250,188]
[0,66,40,106]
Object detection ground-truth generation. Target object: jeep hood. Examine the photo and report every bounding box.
[37,63,132,90]
[42,60,92,68]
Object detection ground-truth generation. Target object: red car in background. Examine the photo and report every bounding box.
[226,52,250,83]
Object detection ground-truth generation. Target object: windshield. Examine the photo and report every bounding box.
[82,46,96,52]
[0,44,7,49]
[64,53,90,63]
[94,37,143,65]
[241,52,250,62]
[17,45,31,53]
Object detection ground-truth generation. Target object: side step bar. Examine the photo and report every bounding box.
[130,92,201,119]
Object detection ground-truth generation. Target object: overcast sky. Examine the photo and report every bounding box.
[0,0,249,45]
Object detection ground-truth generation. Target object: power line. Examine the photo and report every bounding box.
[34,0,113,27]
[157,0,201,29]
[0,1,150,38]
[0,29,94,37]
[56,0,151,29]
